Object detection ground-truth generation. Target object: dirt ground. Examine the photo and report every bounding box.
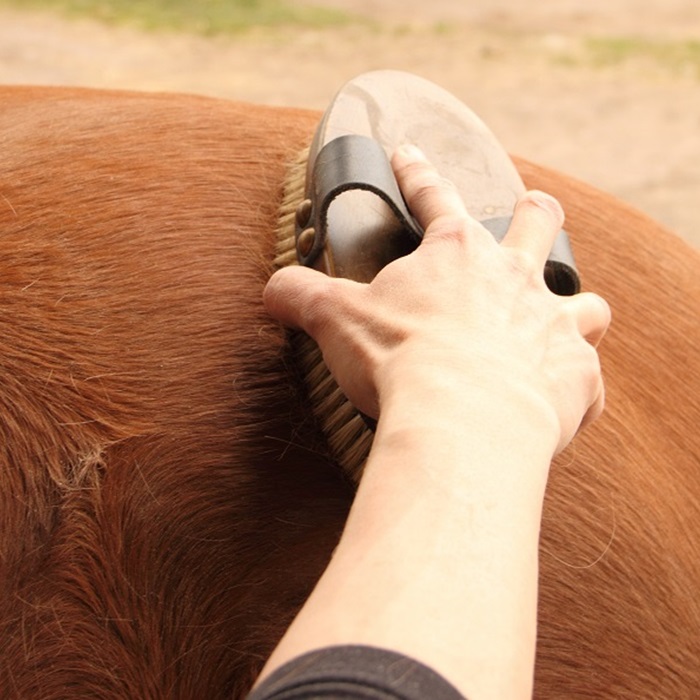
[1,1,699,247]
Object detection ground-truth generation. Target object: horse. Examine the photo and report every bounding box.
[0,85,698,699]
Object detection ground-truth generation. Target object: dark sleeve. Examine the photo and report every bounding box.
[246,645,467,700]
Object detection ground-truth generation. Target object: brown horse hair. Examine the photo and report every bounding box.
[0,86,698,698]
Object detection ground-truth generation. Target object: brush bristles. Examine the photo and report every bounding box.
[273,149,373,483]
[272,149,308,270]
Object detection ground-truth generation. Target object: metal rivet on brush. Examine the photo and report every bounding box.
[297,228,316,258]
[295,199,313,229]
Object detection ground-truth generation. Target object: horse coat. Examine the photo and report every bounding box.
[0,86,698,699]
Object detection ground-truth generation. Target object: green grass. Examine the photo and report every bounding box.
[0,0,357,34]
[585,36,700,76]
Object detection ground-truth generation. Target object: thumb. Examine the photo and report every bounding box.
[263,265,338,334]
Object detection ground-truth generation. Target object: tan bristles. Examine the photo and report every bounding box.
[273,149,374,483]
[272,148,308,270]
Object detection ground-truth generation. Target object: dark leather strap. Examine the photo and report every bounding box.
[296,135,424,267]
[297,135,580,296]
[478,217,580,295]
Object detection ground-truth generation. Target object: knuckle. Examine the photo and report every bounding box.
[592,385,606,418]
[426,214,473,245]
[300,282,335,335]
[302,278,361,340]
[411,171,458,205]
[593,293,613,329]
[520,190,565,227]
[263,266,339,334]
[579,342,603,391]
[504,247,540,278]
[262,268,292,309]
[577,292,613,340]
[396,157,434,184]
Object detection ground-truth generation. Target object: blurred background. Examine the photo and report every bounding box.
[1,0,698,247]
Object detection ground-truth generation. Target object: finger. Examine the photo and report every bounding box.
[263,265,338,334]
[579,378,606,432]
[501,190,565,266]
[391,145,470,234]
[567,292,612,347]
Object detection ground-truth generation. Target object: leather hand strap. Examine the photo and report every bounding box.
[295,135,424,266]
[296,135,580,295]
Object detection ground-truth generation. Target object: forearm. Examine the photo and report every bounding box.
[259,379,558,700]
[258,147,608,698]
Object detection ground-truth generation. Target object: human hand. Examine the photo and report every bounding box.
[264,145,610,454]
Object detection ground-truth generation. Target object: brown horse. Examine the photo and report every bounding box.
[0,86,698,699]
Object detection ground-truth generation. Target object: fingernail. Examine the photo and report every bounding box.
[397,144,427,161]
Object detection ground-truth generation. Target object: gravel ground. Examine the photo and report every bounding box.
[1,2,698,246]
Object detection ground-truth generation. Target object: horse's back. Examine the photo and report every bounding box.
[0,86,698,698]
[0,86,351,698]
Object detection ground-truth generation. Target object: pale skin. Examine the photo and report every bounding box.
[258,145,611,699]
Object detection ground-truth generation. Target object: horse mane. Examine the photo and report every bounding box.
[0,86,698,698]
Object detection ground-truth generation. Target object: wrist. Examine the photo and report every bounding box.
[376,358,561,463]
[354,367,560,545]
